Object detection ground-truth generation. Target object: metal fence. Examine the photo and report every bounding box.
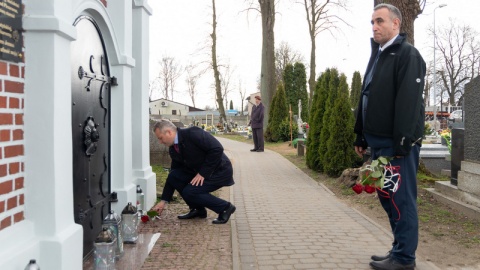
[150,114,250,127]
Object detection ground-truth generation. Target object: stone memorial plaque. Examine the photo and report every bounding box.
[0,0,23,62]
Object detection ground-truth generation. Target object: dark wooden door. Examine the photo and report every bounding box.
[71,16,112,258]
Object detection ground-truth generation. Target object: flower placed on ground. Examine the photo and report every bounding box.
[141,215,150,223]
[141,210,159,223]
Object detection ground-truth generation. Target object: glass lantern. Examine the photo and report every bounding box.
[24,259,40,270]
[136,185,145,214]
[121,202,139,243]
[93,227,116,270]
[103,210,124,260]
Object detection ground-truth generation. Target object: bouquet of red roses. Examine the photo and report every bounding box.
[352,156,395,194]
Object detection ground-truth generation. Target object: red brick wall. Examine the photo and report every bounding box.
[0,60,25,231]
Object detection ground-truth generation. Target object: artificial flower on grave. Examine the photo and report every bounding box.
[352,156,401,194]
[440,128,452,153]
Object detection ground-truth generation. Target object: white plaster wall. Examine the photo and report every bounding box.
[0,0,84,268]
[0,0,154,269]
[132,0,156,211]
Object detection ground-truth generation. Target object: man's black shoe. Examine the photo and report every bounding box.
[369,258,415,270]
[250,149,257,152]
[371,251,391,261]
[212,204,236,224]
[256,149,264,152]
[177,208,207,219]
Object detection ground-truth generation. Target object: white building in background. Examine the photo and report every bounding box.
[149,98,203,117]
[0,0,155,269]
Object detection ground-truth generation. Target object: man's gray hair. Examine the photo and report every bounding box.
[374,3,402,24]
[152,119,176,133]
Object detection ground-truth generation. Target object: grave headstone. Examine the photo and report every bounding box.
[458,76,480,198]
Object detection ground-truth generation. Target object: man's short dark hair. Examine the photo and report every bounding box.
[374,3,402,25]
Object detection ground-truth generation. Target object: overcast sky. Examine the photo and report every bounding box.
[148,0,480,110]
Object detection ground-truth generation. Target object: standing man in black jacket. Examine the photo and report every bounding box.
[152,119,236,224]
[249,95,264,152]
[354,4,426,270]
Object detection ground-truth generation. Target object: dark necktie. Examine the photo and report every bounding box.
[174,144,179,153]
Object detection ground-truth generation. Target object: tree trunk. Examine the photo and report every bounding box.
[303,0,350,110]
[211,0,227,123]
[259,0,276,128]
[307,5,316,109]
[374,0,423,46]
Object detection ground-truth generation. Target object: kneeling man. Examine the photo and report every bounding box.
[152,119,235,224]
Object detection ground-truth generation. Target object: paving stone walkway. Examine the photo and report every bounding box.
[141,138,440,270]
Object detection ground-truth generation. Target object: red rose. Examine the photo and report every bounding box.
[141,215,150,223]
[364,185,376,194]
[352,183,363,194]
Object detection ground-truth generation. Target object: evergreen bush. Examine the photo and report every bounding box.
[278,119,298,142]
[349,71,362,111]
[265,84,288,142]
[323,74,359,177]
[317,68,340,172]
[306,69,330,170]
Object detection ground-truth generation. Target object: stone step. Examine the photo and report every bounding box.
[420,144,449,158]
[82,233,160,270]
[422,144,448,150]
[426,186,480,222]
[434,179,480,209]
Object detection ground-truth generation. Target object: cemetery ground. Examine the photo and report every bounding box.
[146,135,480,269]
[219,134,480,269]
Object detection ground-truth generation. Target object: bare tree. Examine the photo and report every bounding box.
[204,105,215,111]
[373,0,425,45]
[220,64,234,112]
[258,0,276,127]
[243,0,276,126]
[158,56,182,100]
[238,80,247,115]
[185,63,202,108]
[303,0,349,105]
[434,19,480,106]
[275,41,305,84]
[467,34,480,81]
[211,0,227,124]
[148,82,156,102]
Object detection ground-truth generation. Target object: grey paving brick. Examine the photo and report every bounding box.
[140,138,442,270]
[219,138,440,270]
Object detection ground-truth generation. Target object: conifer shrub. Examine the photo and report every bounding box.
[306,70,330,170]
[323,74,359,177]
[349,71,362,110]
[278,119,298,142]
[265,84,288,142]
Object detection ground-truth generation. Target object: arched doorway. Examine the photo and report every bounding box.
[71,16,113,258]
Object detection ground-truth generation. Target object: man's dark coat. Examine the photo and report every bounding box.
[169,126,234,186]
